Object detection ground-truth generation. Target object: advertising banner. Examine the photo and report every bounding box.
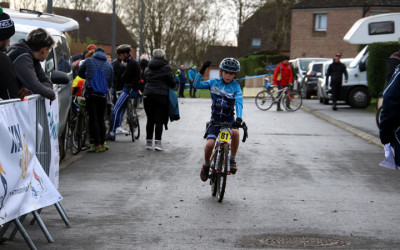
[45,95,60,188]
[0,99,62,225]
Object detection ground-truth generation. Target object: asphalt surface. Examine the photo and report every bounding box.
[2,97,399,250]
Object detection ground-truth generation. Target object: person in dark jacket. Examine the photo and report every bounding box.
[107,44,141,141]
[326,53,348,111]
[176,65,186,98]
[7,28,56,100]
[143,49,176,151]
[0,7,23,100]
[380,64,400,167]
[385,50,400,88]
[79,47,113,152]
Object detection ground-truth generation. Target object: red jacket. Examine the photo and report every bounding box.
[273,62,293,86]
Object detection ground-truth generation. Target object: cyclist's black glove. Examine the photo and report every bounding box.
[232,117,242,128]
[199,61,212,75]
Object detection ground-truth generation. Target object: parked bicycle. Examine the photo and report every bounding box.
[255,83,302,111]
[126,94,140,142]
[204,120,248,202]
[68,95,90,155]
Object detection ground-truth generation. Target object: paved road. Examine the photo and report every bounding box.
[2,98,400,249]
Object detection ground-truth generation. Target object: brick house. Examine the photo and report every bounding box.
[203,45,238,79]
[290,0,400,59]
[237,5,290,57]
[53,8,138,58]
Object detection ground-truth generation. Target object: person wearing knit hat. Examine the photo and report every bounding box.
[0,6,27,100]
[0,6,15,50]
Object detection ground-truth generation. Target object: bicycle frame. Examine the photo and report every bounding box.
[210,126,232,174]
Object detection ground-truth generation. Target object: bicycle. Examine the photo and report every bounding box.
[376,93,383,128]
[204,120,248,202]
[68,95,90,155]
[255,84,302,111]
[126,94,140,142]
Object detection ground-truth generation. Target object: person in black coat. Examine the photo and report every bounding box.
[0,7,29,100]
[326,53,348,111]
[380,65,400,166]
[385,50,400,88]
[143,49,176,151]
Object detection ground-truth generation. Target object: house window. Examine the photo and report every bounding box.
[252,38,261,47]
[314,13,327,31]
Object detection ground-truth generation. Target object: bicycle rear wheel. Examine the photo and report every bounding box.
[217,144,228,202]
[134,116,140,139]
[376,106,383,128]
[255,90,274,111]
[283,91,302,111]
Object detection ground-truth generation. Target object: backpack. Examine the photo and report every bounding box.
[91,61,108,95]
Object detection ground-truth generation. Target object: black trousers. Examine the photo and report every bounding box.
[86,95,107,145]
[179,82,185,97]
[144,95,168,140]
[189,80,196,97]
[331,81,342,104]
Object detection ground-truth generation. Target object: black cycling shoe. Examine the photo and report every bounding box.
[200,164,209,182]
[230,160,238,175]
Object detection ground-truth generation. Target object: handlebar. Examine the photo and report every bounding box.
[205,120,249,143]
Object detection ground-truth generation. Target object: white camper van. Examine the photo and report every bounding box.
[342,13,400,108]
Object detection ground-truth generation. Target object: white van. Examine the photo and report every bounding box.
[6,8,79,156]
[342,13,400,108]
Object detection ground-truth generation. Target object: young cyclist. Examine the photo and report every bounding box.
[193,58,243,182]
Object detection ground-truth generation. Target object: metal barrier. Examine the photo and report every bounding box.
[0,95,70,249]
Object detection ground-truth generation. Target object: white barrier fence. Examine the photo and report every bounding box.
[0,95,67,249]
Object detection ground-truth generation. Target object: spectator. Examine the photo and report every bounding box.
[380,64,400,166]
[188,65,197,98]
[139,53,150,92]
[143,49,176,151]
[0,7,27,100]
[176,65,186,97]
[107,44,141,141]
[79,47,113,152]
[385,49,400,88]
[326,53,348,111]
[7,28,56,100]
[273,56,293,111]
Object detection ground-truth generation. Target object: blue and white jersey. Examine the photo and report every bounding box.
[193,73,243,120]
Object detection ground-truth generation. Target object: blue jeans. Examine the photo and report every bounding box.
[111,88,138,133]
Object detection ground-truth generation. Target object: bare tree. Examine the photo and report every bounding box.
[115,0,221,67]
[10,0,46,11]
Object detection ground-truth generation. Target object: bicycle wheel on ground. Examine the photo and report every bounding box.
[126,100,136,142]
[134,116,140,140]
[376,106,383,128]
[210,154,218,197]
[255,90,274,111]
[217,144,228,202]
[283,91,302,111]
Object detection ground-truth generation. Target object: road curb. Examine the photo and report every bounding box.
[301,104,382,147]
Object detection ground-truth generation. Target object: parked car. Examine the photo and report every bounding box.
[316,58,369,106]
[6,8,79,156]
[300,61,328,99]
[289,58,330,91]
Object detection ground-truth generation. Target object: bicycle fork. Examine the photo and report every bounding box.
[213,143,230,174]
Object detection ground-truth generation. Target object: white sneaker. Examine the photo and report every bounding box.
[115,127,128,134]
[146,140,153,150]
[154,140,164,151]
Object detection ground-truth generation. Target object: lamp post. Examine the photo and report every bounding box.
[47,0,52,13]
[139,0,144,56]
[112,0,116,59]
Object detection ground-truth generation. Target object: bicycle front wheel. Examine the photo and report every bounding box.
[283,91,302,111]
[255,90,274,111]
[217,144,228,202]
